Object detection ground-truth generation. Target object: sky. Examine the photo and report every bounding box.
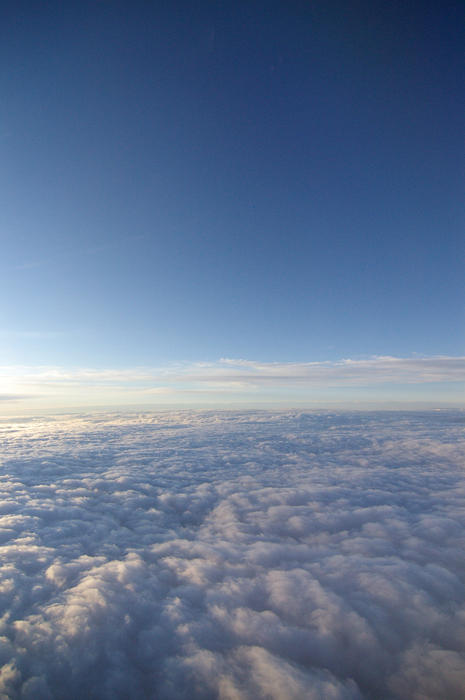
[1,0,464,411]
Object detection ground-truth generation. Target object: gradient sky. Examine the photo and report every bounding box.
[1,0,464,410]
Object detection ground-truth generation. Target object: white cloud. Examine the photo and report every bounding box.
[1,355,464,411]
[0,410,464,698]
[214,355,465,384]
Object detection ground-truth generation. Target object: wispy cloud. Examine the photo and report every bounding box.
[2,355,464,390]
[1,356,463,411]
[212,356,465,386]
[0,394,35,401]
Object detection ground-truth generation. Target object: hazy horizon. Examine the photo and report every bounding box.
[1,354,464,415]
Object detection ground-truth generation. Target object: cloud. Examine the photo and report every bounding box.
[213,355,465,385]
[1,355,464,411]
[0,410,464,698]
[0,394,33,402]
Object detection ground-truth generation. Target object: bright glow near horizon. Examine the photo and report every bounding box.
[1,355,464,414]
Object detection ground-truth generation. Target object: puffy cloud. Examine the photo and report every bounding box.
[0,410,464,698]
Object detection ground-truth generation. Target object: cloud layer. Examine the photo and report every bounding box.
[0,410,464,698]
[2,355,465,410]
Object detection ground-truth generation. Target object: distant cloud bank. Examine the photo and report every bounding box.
[1,355,464,410]
[0,410,464,698]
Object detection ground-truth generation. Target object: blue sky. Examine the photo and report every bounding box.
[1,0,464,410]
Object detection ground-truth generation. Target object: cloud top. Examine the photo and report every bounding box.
[0,409,464,698]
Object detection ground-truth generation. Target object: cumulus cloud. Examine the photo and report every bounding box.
[0,410,464,698]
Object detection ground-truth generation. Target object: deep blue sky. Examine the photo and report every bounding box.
[1,1,463,382]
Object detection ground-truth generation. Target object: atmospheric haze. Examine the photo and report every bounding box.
[0,410,464,699]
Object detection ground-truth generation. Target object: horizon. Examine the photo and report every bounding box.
[1,353,464,414]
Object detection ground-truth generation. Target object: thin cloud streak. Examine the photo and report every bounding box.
[176,356,465,387]
[2,356,465,389]
[1,356,463,413]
